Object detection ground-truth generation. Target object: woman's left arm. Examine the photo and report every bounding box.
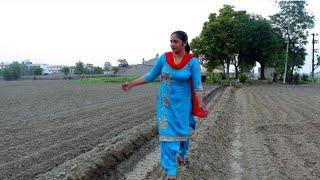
[191,58,205,108]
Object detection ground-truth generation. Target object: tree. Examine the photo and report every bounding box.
[31,67,43,75]
[240,15,284,80]
[271,0,314,82]
[61,67,70,76]
[191,6,238,80]
[3,62,23,80]
[118,59,128,67]
[75,61,85,74]
[104,61,112,71]
[112,66,119,75]
[93,66,103,74]
[192,5,286,80]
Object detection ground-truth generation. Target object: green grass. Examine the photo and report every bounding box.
[76,76,139,84]
[76,76,161,84]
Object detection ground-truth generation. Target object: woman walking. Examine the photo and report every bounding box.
[121,30,208,180]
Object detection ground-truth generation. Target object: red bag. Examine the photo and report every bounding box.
[165,52,208,118]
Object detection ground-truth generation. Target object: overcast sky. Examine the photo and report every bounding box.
[0,0,319,73]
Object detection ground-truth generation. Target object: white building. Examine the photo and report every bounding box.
[48,65,68,74]
[0,62,10,69]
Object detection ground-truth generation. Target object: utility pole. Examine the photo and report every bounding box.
[283,21,290,84]
[311,33,318,82]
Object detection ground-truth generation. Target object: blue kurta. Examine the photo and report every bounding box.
[144,53,203,142]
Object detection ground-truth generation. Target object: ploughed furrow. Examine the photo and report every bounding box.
[0,97,155,156]
[0,107,156,179]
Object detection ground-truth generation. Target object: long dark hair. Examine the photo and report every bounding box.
[171,30,190,53]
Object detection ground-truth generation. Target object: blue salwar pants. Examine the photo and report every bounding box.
[160,140,189,176]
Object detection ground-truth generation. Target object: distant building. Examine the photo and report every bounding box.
[48,65,68,74]
[0,62,10,69]
[69,66,75,74]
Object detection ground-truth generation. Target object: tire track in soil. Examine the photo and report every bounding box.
[229,87,284,180]
[247,85,320,180]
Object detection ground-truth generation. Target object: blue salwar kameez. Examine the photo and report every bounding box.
[144,53,203,176]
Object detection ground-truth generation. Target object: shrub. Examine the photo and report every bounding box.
[239,74,247,83]
[3,62,23,80]
[293,73,300,84]
[301,74,309,82]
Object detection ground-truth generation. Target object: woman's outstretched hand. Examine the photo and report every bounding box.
[121,82,133,92]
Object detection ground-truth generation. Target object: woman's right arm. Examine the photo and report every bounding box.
[121,54,163,92]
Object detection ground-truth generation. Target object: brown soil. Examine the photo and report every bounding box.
[108,84,320,180]
[0,80,216,180]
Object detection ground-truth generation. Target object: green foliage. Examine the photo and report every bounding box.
[271,1,314,82]
[208,74,222,84]
[31,67,43,75]
[293,73,300,84]
[220,72,226,80]
[301,73,309,82]
[75,61,85,74]
[191,5,284,80]
[239,74,247,83]
[61,67,70,76]
[77,76,137,84]
[112,67,119,74]
[92,67,104,74]
[3,62,23,80]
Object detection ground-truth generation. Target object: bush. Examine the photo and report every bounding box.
[239,74,247,83]
[3,62,23,80]
[208,74,221,84]
[301,74,309,82]
[220,72,227,80]
[293,73,300,84]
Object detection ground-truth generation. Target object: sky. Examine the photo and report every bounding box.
[0,0,319,73]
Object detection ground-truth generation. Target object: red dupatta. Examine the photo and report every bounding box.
[164,52,208,118]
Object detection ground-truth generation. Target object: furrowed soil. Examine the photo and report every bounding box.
[0,80,217,180]
[1,80,320,180]
[100,84,320,180]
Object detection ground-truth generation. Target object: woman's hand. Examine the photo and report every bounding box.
[121,82,133,92]
[200,102,208,112]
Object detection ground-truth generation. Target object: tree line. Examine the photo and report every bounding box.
[191,1,314,83]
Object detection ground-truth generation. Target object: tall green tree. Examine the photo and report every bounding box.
[191,5,283,80]
[75,61,85,74]
[271,0,314,82]
[240,15,284,79]
[191,5,241,80]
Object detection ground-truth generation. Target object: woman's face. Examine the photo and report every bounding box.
[170,34,185,53]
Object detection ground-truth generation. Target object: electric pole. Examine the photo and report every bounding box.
[311,33,318,82]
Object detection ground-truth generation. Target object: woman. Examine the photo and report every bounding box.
[122,30,207,180]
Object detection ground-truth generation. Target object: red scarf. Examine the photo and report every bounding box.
[164,52,208,118]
